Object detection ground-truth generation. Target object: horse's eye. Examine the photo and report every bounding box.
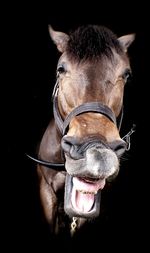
[57,65,65,75]
[122,69,132,83]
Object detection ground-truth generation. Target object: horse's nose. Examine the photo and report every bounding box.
[61,136,83,159]
[61,136,73,153]
[109,140,127,157]
[61,136,127,159]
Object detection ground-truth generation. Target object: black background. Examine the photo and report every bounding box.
[5,2,148,252]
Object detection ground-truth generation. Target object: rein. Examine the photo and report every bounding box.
[27,80,136,168]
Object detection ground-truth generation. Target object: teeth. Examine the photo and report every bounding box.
[78,190,97,194]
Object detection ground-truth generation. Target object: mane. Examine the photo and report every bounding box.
[66,25,123,61]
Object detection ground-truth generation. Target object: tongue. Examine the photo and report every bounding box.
[71,177,105,213]
[71,187,95,212]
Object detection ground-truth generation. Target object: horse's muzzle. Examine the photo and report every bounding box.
[61,135,127,160]
[61,135,126,218]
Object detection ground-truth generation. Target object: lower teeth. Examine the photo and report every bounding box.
[79,190,97,194]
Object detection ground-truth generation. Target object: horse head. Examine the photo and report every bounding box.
[37,25,135,234]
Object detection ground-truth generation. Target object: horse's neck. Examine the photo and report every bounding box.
[37,119,64,232]
[38,118,62,163]
[37,119,87,235]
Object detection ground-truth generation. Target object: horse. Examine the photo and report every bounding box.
[29,24,135,238]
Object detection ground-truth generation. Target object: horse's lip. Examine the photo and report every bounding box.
[78,176,105,182]
[72,176,106,195]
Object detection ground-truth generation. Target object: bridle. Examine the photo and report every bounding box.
[53,81,117,136]
[27,79,136,168]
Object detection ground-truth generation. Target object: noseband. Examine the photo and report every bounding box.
[54,92,117,136]
[53,79,124,136]
[27,80,135,168]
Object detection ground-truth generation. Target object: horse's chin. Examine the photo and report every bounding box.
[64,173,105,218]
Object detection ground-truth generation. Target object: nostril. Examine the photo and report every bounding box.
[61,136,83,159]
[61,137,72,154]
[110,140,127,157]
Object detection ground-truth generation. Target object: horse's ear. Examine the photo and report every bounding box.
[118,34,135,52]
[48,25,69,53]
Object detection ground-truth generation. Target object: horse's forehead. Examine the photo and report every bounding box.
[61,48,128,65]
[59,51,129,80]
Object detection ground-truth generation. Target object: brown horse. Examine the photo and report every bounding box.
[34,25,135,236]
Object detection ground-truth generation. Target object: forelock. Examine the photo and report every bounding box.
[66,25,123,61]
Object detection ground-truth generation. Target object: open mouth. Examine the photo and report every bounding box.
[64,174,106,218]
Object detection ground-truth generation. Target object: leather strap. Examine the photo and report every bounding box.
[53,95,117,136]
[63,101,116,135]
